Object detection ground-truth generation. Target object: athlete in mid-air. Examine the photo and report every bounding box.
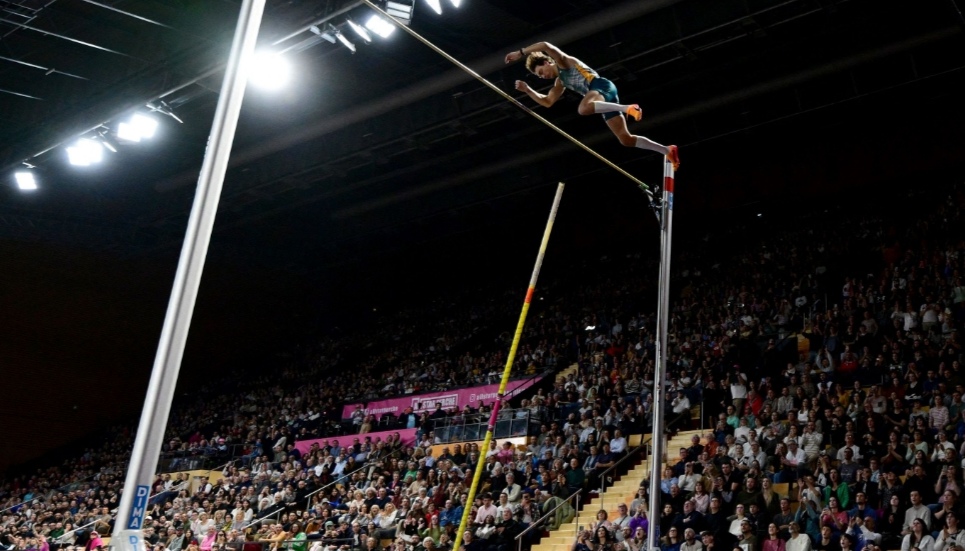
[505,42,679,171]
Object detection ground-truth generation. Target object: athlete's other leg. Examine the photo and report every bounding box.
[605,115,680,170]
[604,115,678,169]
[577,91,642,121]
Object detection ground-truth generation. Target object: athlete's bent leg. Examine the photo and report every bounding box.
[577,91,605,116]
[606,116,680,170]
[578,92,641,120]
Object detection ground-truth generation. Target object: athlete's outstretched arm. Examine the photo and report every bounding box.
[515,78,564,108]
[504,42,575,68]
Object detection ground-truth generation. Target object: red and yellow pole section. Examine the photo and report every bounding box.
[451,182,565,551]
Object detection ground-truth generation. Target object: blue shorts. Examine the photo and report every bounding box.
[588,78,621,120]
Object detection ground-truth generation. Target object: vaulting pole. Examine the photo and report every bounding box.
[110,1,266,549]
[646,158,675,551]
[450,183,565,551]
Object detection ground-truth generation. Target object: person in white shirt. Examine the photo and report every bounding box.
[610,430,628,455]
[673,391,692,414]
[474,494,498,524]
[801,422,824,467]
[734,418,751,442]
[730,372,748,413]
[903,491,932,534]
[678,462,701,493]
[786,521,812,551]
[780,440,807,483]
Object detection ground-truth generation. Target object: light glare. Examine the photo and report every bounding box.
[131,114,158,139]
[365,15,395,38]
[347,19,372,42]
[117,114,159,142]
[117,122,141,142]
[336,32,356,53]
[249,52,291,90]
[425,0,442,14]
[15,171,37,190]
[66,139,104,166]
[449,0,460,6]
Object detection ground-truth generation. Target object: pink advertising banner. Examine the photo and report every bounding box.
[294,428,418,455]
[340,376,544,420]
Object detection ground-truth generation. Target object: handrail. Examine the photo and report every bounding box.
[301,446,406,505]
[597,441,648,513]
[515,488,582,542]
[0,472,99,514]
[56,461,227,542]
[56,518,101,542]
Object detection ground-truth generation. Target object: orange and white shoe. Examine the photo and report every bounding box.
[667,145,680,171]
[626,104,643,122]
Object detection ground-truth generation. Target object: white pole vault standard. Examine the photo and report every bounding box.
[110,1,266,550]
[359,0,651,195]
[646,158,674,551]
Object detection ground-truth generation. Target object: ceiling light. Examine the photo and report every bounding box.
[347,19,372,43]
[249,52,291,90]
[117,114,159,142]
[364,15,395,38]
[335,31,356,53]
[385,1,413,25]
[310,25,337,43]
[425,0,442,15]
[14,171,37,191]
[66,138,104,166]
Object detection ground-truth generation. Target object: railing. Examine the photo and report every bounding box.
[596,441,649,514]
[0,472,99,515]
[429,408,539,444]
[54,517,101,546]
[244,537,354,551]
[157,447,233,473]
[298,446,407,513]
[515,489,582,551]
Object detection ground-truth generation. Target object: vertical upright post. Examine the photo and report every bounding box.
[646,158,675,551]
[450,183,565,551]
[109,1,266,550]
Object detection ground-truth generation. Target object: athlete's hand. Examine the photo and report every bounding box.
[505,51,521,64]
[514,80,529,92]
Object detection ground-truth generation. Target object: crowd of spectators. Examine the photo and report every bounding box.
[3,182,965,551]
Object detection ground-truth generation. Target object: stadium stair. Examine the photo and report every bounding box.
[528,430,706,551]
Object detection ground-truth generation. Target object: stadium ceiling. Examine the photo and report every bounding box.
[0,0,963,268]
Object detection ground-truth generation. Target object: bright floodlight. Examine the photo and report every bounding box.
[347,19,372,43]
[15,171,37,191]
[66,139,104,166]
[425,0,442,14]
[117,114,158,142]
[364,15,395,38]
[386,1,413,24]
[249,52,291,90]
[449,0,460,6]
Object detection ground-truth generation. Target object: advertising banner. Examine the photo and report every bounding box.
[340,377,543,420]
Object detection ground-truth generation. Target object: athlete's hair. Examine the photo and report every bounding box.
[525,52,553,74]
